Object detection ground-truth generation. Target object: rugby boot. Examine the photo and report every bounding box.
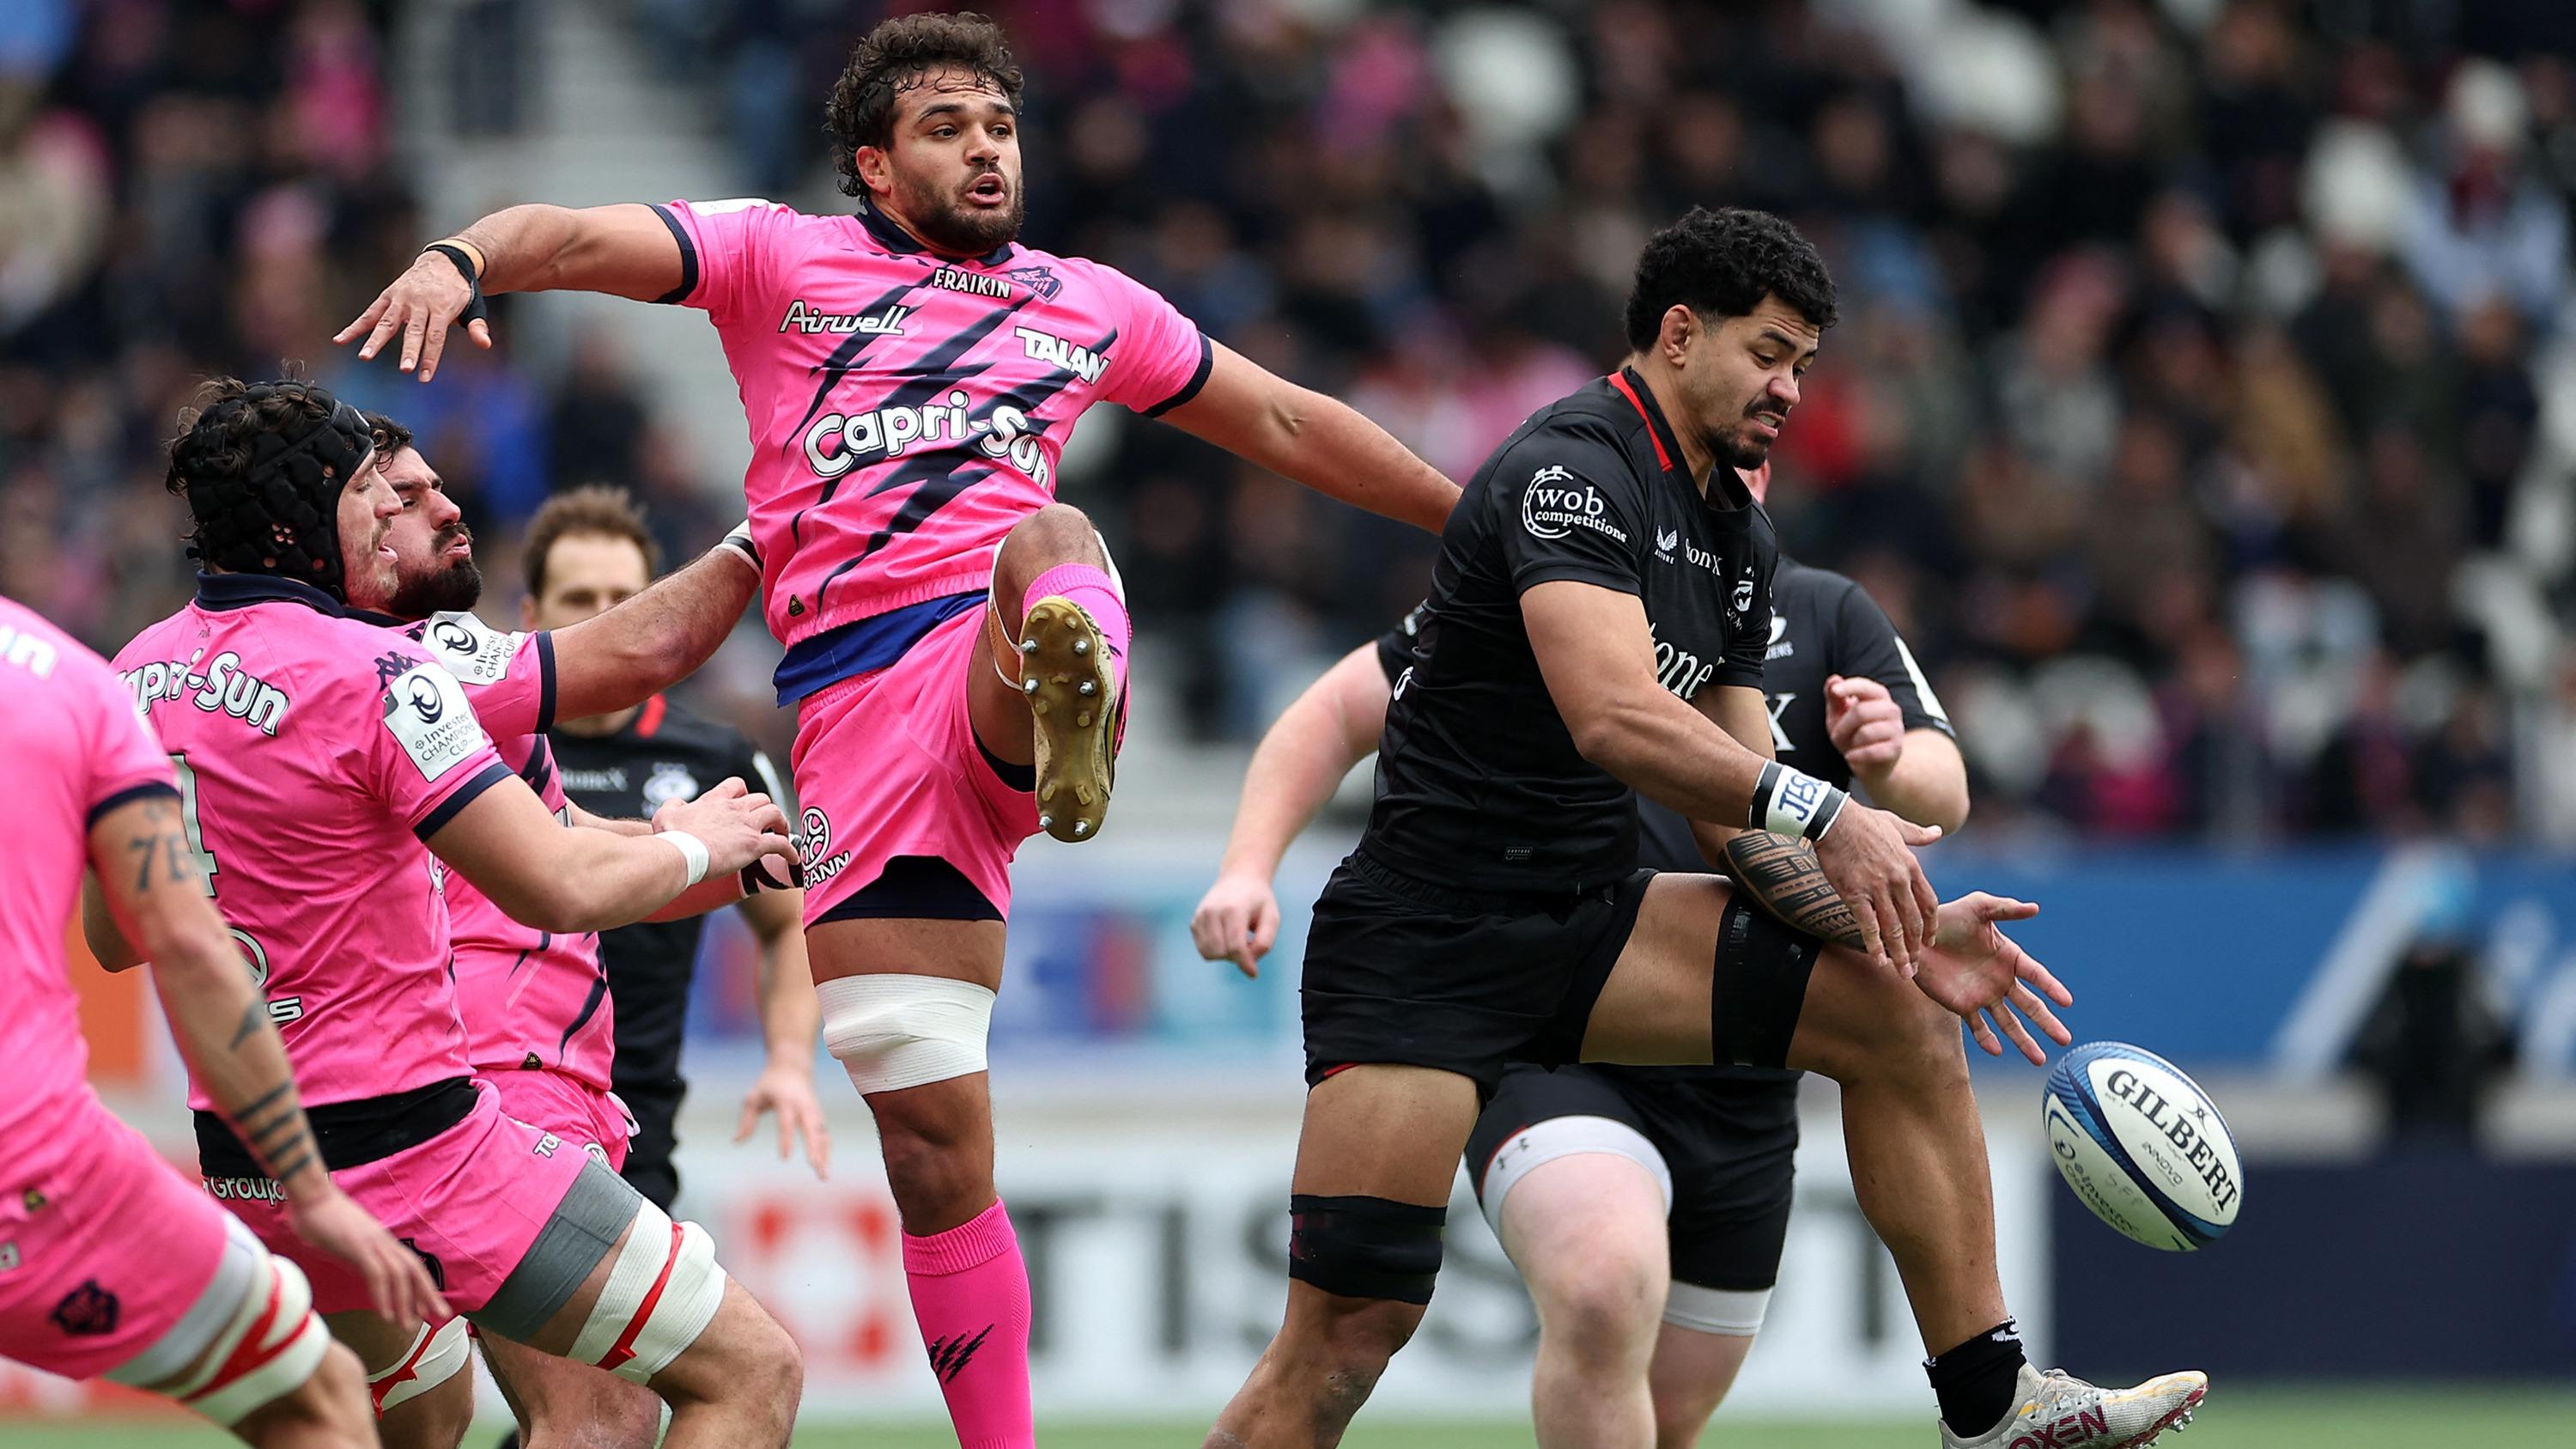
[1939,1364,2207,1449]
[1018,595,1122,843]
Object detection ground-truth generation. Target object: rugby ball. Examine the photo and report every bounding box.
[2043,1042,2243,1251]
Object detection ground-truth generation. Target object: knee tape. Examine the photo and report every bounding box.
[568,1197,728,1384]
[1714,898,1820,1069]
[1287,1195,1448,1306]
[821,974,995,1095]
[149,1245,332,1427]
[368,1315,469,1416]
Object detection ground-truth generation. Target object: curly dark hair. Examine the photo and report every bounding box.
[823,11,1024,199]
[1622,207,1838,352]
[361,409,415,460]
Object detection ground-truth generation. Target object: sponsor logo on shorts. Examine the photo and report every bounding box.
[1520,466,1627,545]
[50,1280,119,1336]
[121,650,291,735]
[204,1175,287,1203]
[800,806,854,886]
[532,1132,563,1158]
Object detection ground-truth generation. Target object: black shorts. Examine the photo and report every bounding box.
[1301,850,1654,1096]
[1466,1061,1801,1299]
[615,1081,683,1211]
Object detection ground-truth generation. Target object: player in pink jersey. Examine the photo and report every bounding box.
[338,15,1462,1440]
[356,411,821,1449]
[96,380,806,1449]
[3,593,445,1445]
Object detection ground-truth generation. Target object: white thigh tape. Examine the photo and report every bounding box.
[820,974,996,1095]
[368,1315,469,1416]
[570,1198,727,1384]
[106,1215,262,1392]
[1476,1114,1674,1245]
[177,1252,331,1426]
[1662,1282,1773,1336]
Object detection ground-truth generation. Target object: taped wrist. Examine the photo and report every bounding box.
[422,242,489,329]
[1747,760,1847,842]
[1713,897,1821,1068]
[659,830,710,887]
[1287,1194,1447,1305]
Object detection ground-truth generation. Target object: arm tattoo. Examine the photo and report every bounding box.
[1721,831,1865,952]
[124,826,197,893]
[227,999,266,1050]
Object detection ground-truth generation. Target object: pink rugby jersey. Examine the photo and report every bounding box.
[649,198,1212,699]
[0,598,180,1183]
[112,574,513,1115]
[388,610,616,1089]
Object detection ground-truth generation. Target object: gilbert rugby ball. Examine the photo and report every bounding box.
[2043,1042,2243,1251]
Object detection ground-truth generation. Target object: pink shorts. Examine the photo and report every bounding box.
[0,1102,233,1381]
[210,1081,588,1318]
[485,1067,632,1173]
[791,606,1040,923]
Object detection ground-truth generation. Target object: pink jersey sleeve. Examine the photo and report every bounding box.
[354,640,513,837]
[404,612,556,740]
[76,651,180,823]
[1087,263,1214,417]
[651,198,797,327]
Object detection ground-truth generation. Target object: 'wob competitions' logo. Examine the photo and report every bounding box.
[1521,466,1627,545]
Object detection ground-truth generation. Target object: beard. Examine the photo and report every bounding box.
[386,533,484,619]
[897,166,1025,255]
[1714,416,1775,472]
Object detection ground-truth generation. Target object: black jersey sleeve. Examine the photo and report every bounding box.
[1373,601,1431,685]
[1495,434,1649,597]
[1712,541,1776,691]
[732,731,799,813]
[1832,580,1953,737]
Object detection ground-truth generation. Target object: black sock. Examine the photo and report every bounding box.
[1925,1318,2026,1437]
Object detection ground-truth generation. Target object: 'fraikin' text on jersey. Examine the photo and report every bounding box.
[653,199,1212,646]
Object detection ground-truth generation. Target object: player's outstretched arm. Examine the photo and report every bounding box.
[334,203,684,380]
[1190,643,1392,977]
[428,774,796,934]
[1157,344,1460,534]
[86,795,450,1328]
[734,886,829,1179]
[547,531,762,721]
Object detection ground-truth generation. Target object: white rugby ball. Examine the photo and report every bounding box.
[2043,1042,2243,1251]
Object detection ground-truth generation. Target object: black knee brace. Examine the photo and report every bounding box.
[1287,1195,1447,1305]
[1714,898,1821,1068]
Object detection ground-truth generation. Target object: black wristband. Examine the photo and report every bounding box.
[422,243,490,328]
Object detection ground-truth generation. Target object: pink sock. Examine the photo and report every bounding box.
[903,1199,1035,1449]
[1024,563,1128,694]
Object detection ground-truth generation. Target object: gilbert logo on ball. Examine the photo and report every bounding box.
[2043,1042,2243,1251]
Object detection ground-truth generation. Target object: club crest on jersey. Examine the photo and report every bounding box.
[121,650,291,736]
[1765,612,1795,661]
[641,763,699,810]
[1521,466,1627,545]
[1017,326,1108,383]
[1005,264,1062,300]
[779,298,911,337]
[1731,573,1756,618]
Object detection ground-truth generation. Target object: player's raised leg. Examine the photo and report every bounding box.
[1492,1154,1671,1449]
[1205,1064,1479,1449]
[1581,873,2206,1448]
[968,501,1128,843]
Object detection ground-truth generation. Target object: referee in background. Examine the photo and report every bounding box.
[526,486,829,1210]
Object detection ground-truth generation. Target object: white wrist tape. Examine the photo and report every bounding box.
[717,520,758,569]
[1748,761,1847,841]
[659,830,711,887]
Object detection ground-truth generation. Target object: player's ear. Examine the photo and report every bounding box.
[1660,304,1698,368]
[519,594,537,630]
[855,144,893,198]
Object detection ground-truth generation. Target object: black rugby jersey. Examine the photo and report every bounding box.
[548,697,790,1140]
[1367,368,1777,892]
[1377,559,1951,1086]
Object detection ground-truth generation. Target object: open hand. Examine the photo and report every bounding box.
[1909,892,2074,1065]
[736,1061,830,1181]
[288,1184,451,1330]
[1813,801,1941,975]
[334,252,491,381]
[658,777,797,881]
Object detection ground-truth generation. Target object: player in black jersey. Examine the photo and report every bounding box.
[1202,210,2205,1449]
[524,487,829,1213]
[1195,460,1972,1449]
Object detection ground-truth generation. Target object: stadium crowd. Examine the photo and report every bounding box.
[5,0,2576,846]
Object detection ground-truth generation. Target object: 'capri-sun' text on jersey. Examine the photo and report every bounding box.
[650,199,1212,697]
[1,598,180,1184]
[112,575,512,1112]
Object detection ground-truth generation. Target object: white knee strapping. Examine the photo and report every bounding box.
[821,974,995,1094]
[569,1198,728,1385]
[368,1315,469,1416]
[125,1245,332,1427]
